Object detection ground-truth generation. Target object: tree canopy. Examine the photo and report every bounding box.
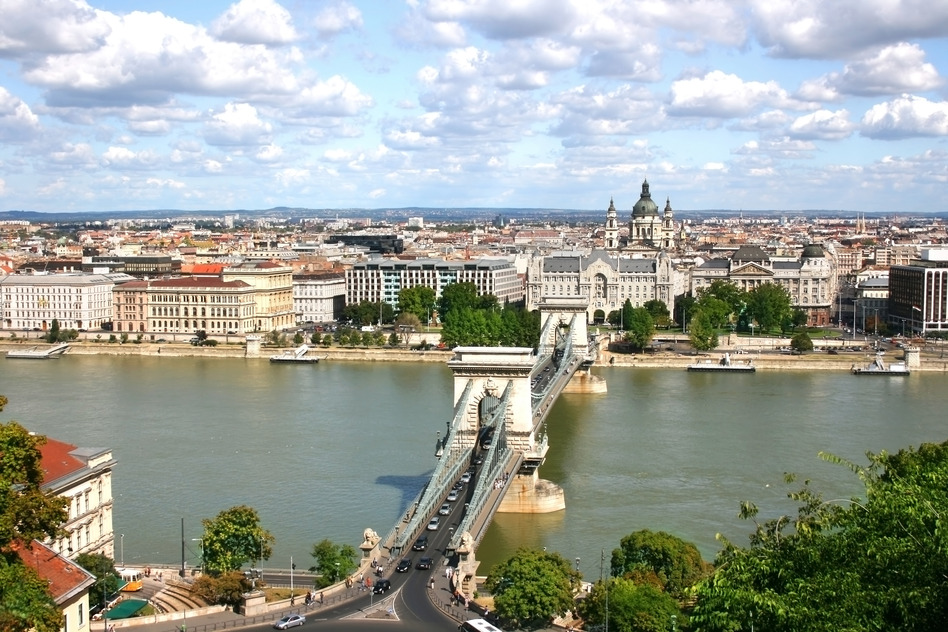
[200,505,274,575]
[397,286,436,322]
[309,539,358,588]
[688,310,719,351]
[611,529,712,598]
[580,576,682,632]
[485,547,580,629]
[0,400,69,632]
[623,306,655,351]
[746,282,792,333]
[690,440,948,632]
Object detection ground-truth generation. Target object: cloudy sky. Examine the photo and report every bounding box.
[1,0,946,214]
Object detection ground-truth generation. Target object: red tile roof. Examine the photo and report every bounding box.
[39,437,85,486]
[14,540,96,604]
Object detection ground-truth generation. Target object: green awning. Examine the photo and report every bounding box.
[105,600,148,620]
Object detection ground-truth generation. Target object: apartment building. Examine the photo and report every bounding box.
[889,249,948,335]
[346,257,523,307]
[0,273,118,331]
[293,272,346,323]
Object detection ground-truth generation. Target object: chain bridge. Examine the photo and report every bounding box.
[382,297,604,597]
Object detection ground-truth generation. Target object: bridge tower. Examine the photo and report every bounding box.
[447,347,565,513]
[537,296,589,350]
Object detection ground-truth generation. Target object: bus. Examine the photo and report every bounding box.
[458,619,504,632]
[117,568,144,592]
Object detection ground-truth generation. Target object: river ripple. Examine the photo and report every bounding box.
[3,355,945,578]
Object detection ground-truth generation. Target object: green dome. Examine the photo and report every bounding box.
[631,179,659,218]
[802,244,825,258]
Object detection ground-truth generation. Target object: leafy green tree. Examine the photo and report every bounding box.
[310,331,322,345]
[397,286,437,322]
[688,310,718,351]
[623,307,655,351]
[200,506,274,575]
[746,282,792,333]
[580,577,682,632]
[697,280,747,318]
[0,410,69,632]
[75,553,120,614]
[44,320,61,343]
[309,539,358,588]
[790,331,813,353]
[438,282,480,316]
[674,294,696,331]
[191,571,252,607]
[388,331,399,347]
[485,547,579,629]
[643,299,672,328]
[691,440,948,632]
[611,529,711,598]
[693,295,731,330]
[607,309,621,329]
[293,332,304,345]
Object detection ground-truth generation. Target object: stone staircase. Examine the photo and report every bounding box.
[150,582,209,613]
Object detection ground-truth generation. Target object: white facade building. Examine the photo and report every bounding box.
[0,273,118,331]
[293,272,346,323]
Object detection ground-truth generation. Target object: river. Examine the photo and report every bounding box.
[3,354,945,579]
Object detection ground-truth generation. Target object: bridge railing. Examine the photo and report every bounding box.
[391,379,475,552]
[447,382,513,551]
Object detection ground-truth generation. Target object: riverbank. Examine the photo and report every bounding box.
[2,339,946,371]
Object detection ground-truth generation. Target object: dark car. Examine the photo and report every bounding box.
[416,557,433,570]
[373,579,392,594]
[395,558,412,573]
[412,536,428,551]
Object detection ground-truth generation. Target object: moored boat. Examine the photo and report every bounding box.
[687,352,755,373]
[5,343,70,359]
[851,353,909,376]
[269,344,320,364]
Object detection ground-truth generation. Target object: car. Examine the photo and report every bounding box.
[447,489,459,502]
[453,481,464,490]
[273,614,306,629]
[439,503,451,515]
[156,338,167,343]
[227,330,238,334]
[412,535,428,551]
[416,557,433,570]
[544,366,551,372]
[395,558,412,573]
[460,472,472,484]
[427,516,440,531]
[373,579,392,594]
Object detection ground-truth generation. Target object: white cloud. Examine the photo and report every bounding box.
[750,0,948,58]
[836,43,942,96]
[423,0,576,40]
[204,102,273,146]
[49,142,97,167]
[861,94,948,139]
[276,167,309,186]
[145,177,185,189]
[668,70,800,118]
[211,0,299,45]
[101,145,159,168]
[0,0,111,57]
[368,188,385,199]
[313,2,363,39]
[256,143,283,162]
[789,109,855,140]
[0,86,41,141]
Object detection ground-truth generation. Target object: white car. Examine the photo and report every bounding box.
[460,472,472,483]
[447,489,459,502]
[439,503,451,515]
[273,614,306,629]
[427,516,440,530]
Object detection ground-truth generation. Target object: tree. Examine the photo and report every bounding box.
[697,280,746,319]
[293,332,304,345]
[485,547,579,629]
[746,282,792,333]
[674,295,696,331]
[690,440,948,632]
[790,331,813,353]
[693,295,731,330]
[395,312,422,345]
[200,506,274,575]
[438,282,480,316]
[44,319,61,343]
[191,570,252,607]
[75,552,120,616]
[623,307,655,351]
[643,299,672,329]
[397,286,436,322]
[610,530,711,598]
[309,539,357,588]
[580,577,682,632]
[688,310,719,351]
[0,407,69,632]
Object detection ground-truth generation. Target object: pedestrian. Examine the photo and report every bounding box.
[319,591,324,605]
[429,578,435,590]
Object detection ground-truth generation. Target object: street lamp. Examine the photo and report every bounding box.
[671,614,677,632]
[120,534,124,568]
[575,557,580,573]
[191,539,203,574]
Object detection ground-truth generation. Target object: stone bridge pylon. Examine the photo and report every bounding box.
[447,347,566,513]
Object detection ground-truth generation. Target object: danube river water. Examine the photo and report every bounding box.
[3,355,946,579]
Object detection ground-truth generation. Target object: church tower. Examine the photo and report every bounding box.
[605,198,619,250]
[661,197,675,250]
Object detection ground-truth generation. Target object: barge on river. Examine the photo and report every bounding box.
[687,353,755,373]
[270,344,320,364]
[851,354,909,376]
[5,343,70,359]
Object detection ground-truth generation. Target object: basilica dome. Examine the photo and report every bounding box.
[631,179,659,218]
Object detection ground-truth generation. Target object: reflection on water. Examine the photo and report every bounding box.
[3,355,946,578]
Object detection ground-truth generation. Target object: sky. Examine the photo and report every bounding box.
[0,0,947,215]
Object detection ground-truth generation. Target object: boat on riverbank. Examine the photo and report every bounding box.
[269,344,320,364]
[687,353,755,373]
[851,353,909,376]
[5,343,70,359]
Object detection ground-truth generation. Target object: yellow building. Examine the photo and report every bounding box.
[223,261,295,332]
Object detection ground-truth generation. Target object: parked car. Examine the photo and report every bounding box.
[412,535,428,551]
[427,516,440,531]
[373,579,392,594]
[395,558,412,573]
[416,557,433,570]
[439,503,451,515]
[273,614,306,629]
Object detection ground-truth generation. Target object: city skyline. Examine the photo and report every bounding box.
[1,0,947,215]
